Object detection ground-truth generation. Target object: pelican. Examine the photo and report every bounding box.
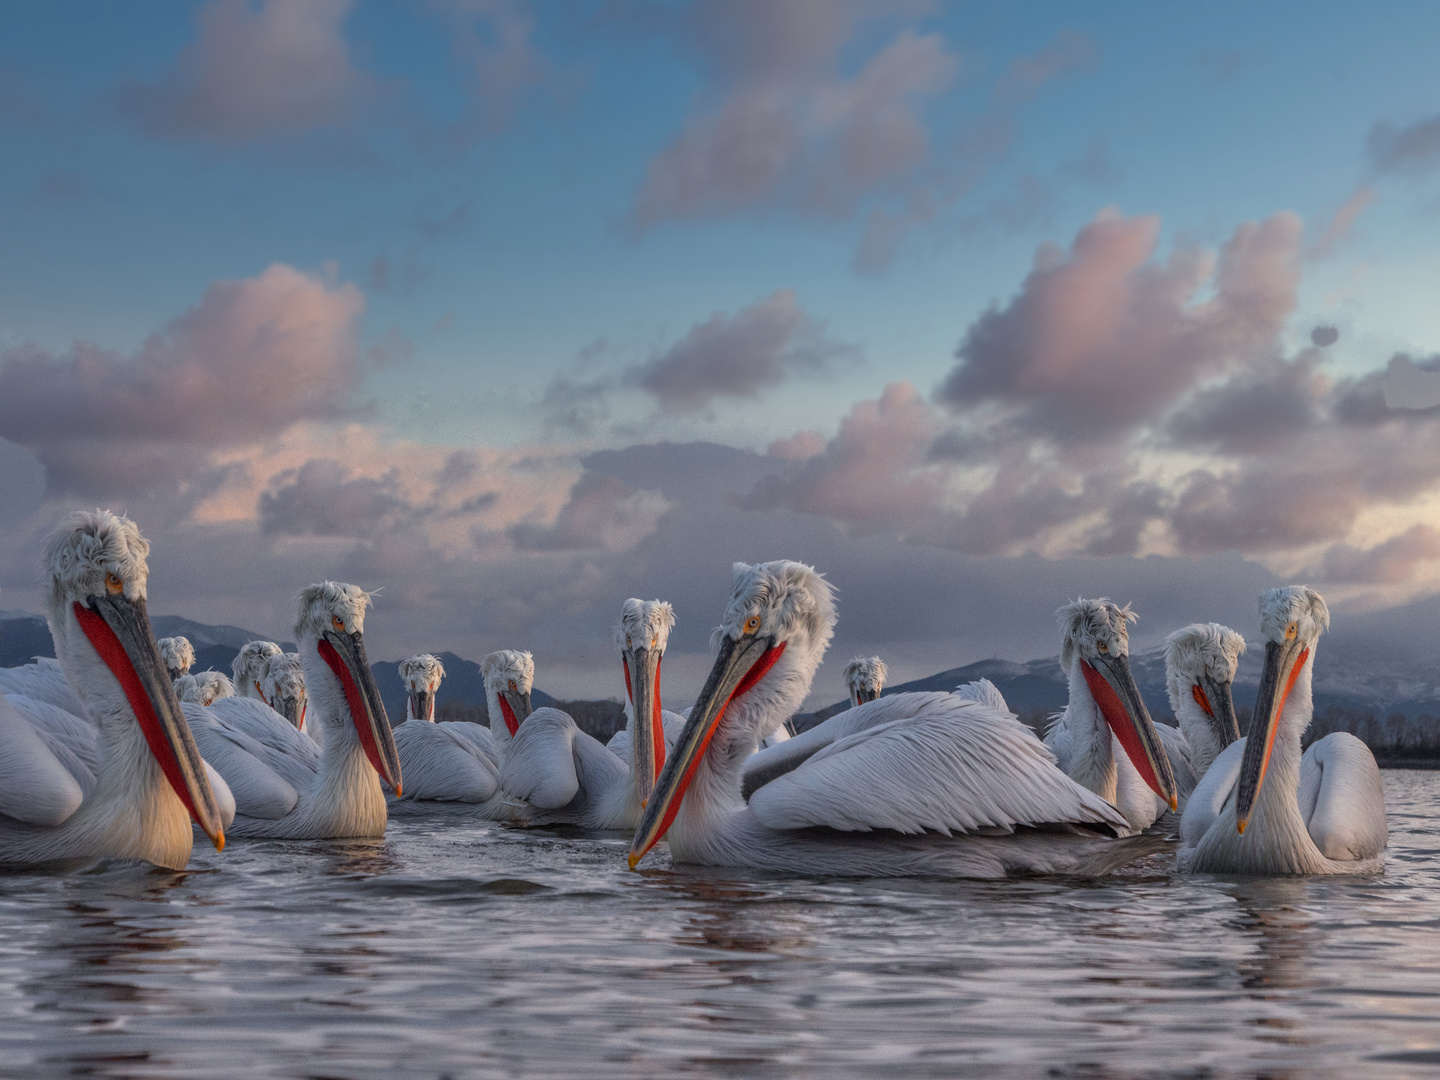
[232,640,282,702]
[392,653,500,803]
[175,670,235,706]
[1157,623,1244,804]
[630,561,1165,877]
[1179,586,1387,875]
[258,652,307,732]
[186,582,402,839]
[843,656,887,706]
[1042,599,1178,833]
[158,636,195,682]
[0,510,225,868]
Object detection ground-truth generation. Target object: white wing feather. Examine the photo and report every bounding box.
[1298,732,1387,861]
[498,708,580,809]
[184,703,301,820]
[0,659,86,718]
[0,696,86,827]
[748,693,1127,836]
[1178,739,1244,849]
[394,722,499,803]
[205,696,320,791]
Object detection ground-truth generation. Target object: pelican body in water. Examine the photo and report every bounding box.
[1043,599,1179,832]
[392,654,500,803]
[157,636,195,683]
[842,656,887,707]
[1180,586,1387,875]
[1157,623,1244,805]
[631,561,1164,878]
[187,582,402,839]
[0,510,225,868]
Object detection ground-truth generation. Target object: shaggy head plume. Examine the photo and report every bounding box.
[174,670,235,706]
[399,653,446,693]
[294,581,374,639]
[1057,597,1137,671]
[481,649,534,695]
[44,509,150,609]
[158,635,196,679]
[613,598,676,653]
[1258,585,1330,645]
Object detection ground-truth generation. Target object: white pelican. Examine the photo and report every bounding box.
[392,653,500,803]
[187,582,402,839]
[630,561,1164,877]
[1179,586,1387,875]
[0,510,225,868]
[601,599,690,812]
[1042,599,1179,833]
[1158,623,1244,804]
[174,670,235,706]
[158,636,195,682]
[842,656,888,707]
[232,640,282,702]
[258,652,307,732]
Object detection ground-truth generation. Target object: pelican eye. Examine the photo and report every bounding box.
[1286,622,1298,639]
[743,615,762,635]
[650,635,658,648]
[508,679,517,691]
[1097,640,1108,653]
[626,636,632,648]
[104,573,123,595]
[331,615,345,632]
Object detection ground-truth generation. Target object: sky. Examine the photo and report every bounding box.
[4,1,1440,707]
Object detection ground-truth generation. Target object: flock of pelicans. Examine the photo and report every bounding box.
[0,509,1390,879]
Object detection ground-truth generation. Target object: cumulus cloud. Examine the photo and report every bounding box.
[938,209,1302,441]
[508,472,672,553]
[739,209,1440,609]
[0,264,363,495]
[632,289,852,411]
[631,0,958,228]
[116,0,369,143]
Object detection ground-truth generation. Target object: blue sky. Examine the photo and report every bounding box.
[3,2,1440,703]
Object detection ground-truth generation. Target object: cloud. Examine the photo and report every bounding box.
[631,1,958,228]
[0,264,363,495]
[937,209,1302,441]
[1368,113,1440,175]
[116,0,369,143]
[435,0,549,143]
[1382,354,1440,411]
[259,459,408,537]
[508,471,672,553]
[1307,186,1374,260]
[632,289,852,411]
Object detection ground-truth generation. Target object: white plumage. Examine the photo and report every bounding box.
[258,652,308,735]
[392,653,499,804]
[232,640,282,702]
[189,582,402,839]
[157,635,195,681]
[1180,586,1387,875]
[842,656,888,707]
[0,510,226,868]
[631,561,1165,878]
[175,670,235,706]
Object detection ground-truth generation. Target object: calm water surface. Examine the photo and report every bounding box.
[0,771,1437,1079]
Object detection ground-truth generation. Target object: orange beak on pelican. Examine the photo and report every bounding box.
[73,591,226,852]
[1235,633,1309,834]
[622,641,666,806]
[1080,649,1179,811]
[629,630,785,869]
[318,627,403,796]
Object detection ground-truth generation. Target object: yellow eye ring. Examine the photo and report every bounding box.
[1097,641,1108,653]
[104,573,123,595]
[743,615,761,635]
[1286,622,1298,639]
[331,615,345,632]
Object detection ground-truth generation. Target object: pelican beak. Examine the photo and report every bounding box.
[1081,651,1178,810]
[624,645,666,805]
[628,633,785,869]
[496,687,533,736]
[852,686,878,706]
[409,688,434,724]
[318,629,402,795]
[1192,674,1242,749]
[73,595,226,851]
[276,692,304,730]
[1236,637,1309,834]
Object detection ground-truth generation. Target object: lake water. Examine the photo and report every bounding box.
[0,771,1437,1079]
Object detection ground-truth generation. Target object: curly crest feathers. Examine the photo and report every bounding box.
[45,509,151,609]
[1056,597,1136,671]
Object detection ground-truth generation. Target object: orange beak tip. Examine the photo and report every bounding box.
[1236,821,1246,835]
[627,851,641,871]
[213,832,225,853]
[1169,796,1178,812]
[393,784,403,797]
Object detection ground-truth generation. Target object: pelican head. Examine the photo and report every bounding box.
[42,509,225,851]
[399,654,446,724]
[481,649,534,738]
[157,636,195,682]
[1165,623,1244,774]
[294,582,401,796]
[1057,597,1178,811]
[843,656,887,707]
[232,640,283,702]
[630,560,835,868]
[174,670,235,706]
[1236,585,1329,834]
[260,652,307,729]
[614,598,675,803]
